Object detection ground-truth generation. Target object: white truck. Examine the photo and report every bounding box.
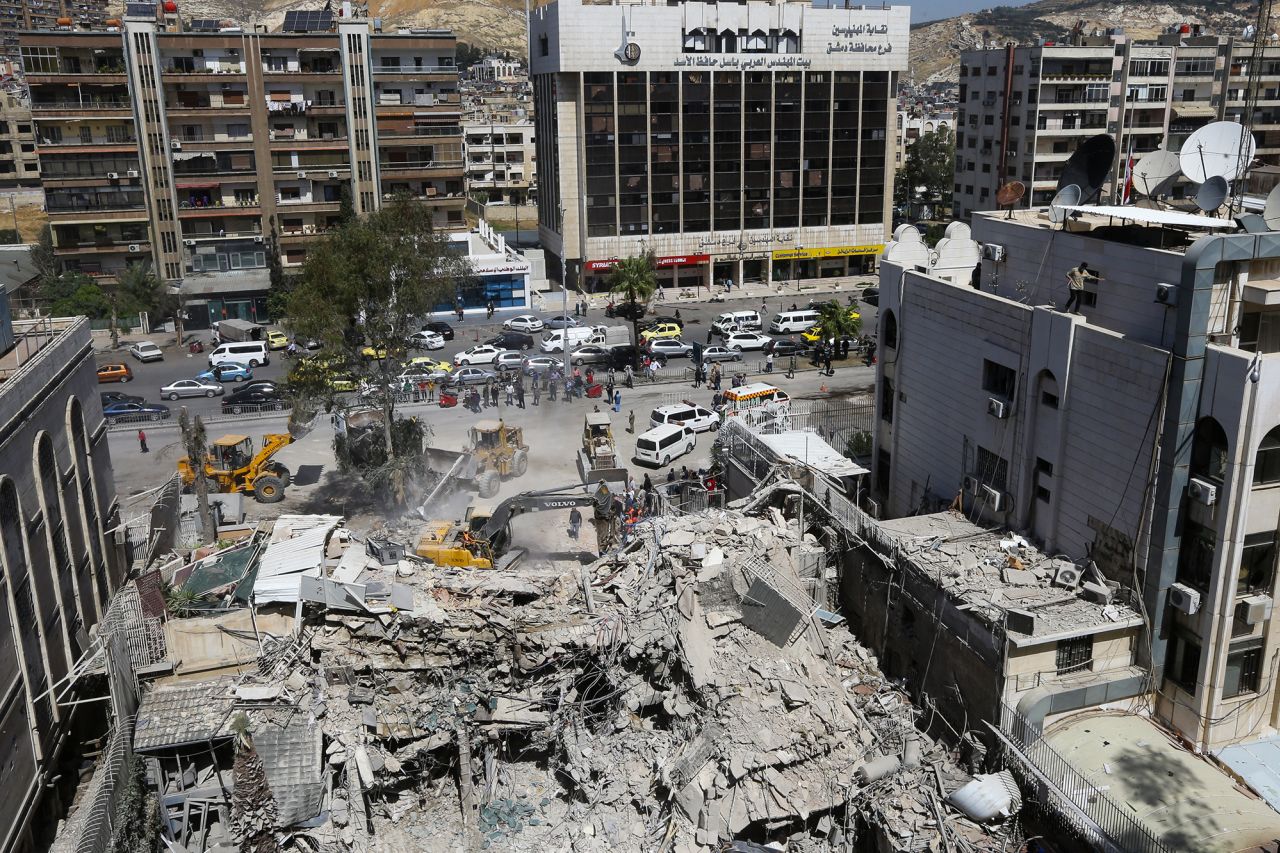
[588,325,631,347]
[213,319,264,343]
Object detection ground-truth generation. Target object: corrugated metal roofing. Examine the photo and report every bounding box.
[251,709,324,826]
[252,515,342,604]
[757,431,869,479]
[133,680,236,752]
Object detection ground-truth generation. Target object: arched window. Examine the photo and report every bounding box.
[1254,426,1280,486]
[35,433,79,669]
[0,478,55,733]
[882,310,897,350]
[1037,370,1060,409]
[778,29,799,53]
[67,397,107,619]
[1190,418,1229,483]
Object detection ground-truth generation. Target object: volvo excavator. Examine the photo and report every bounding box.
[415,483,620,570]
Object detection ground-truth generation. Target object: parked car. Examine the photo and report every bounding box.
[640,322,683,342]
[97,363,133,383]
[422,321,455,341]
[160,379,225,400]
[607,345,645,370]
[647,338,692,359]
[521,356,564,376]
[221,388,286,413]
[640,316,682,332]
[860,286,880,307]
[634,423,696,467]
[503,314,545,333]
[493,350,528,371]
[238,380,281,396]
[405,356,452,375]
[725,332,773,352]
[763,339,811,358]
[650,402,720,433]
[103,401,170,423]
[699,346,742,363]
[544,315,579,329]
[608,301,646,321]
[360,344,402,360]
[454,344,502,366]
[487,331,535,351]
[447,366,497,385]
[100,390,143,407]
[127,341,164,363]
[266,330,289,350]
[568,344,613,365]
[407,330,446,350]
[197,363,253,383]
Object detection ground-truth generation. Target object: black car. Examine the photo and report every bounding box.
[486,331,535,351]
[423,321,455,341]
[222,387,286,413]
[607,301,646,321]
[100,390,144,407]
[860,286,880,307]
[764,339,811,358]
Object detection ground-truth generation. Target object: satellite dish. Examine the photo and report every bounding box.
[1058,134,1117,202]
[1132,149,1181,198]
[1263,184,1280,231]
[1193,176,1229,213]
[1049,184,1082,224]
[997,181,1027,219]
[1179,121,1256,183]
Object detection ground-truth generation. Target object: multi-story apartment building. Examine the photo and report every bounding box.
[464,119,535,204]
[0,89,38,187]
[954,28,1280,217]
[0,283,126,852]
[20,10,465,325]
[872,203,1280,756]
[529,0,909,294]
[894,109,952,168]
[0,0,109,64]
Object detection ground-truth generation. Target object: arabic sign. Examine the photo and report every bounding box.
[697,233,796,250]
[587,254,711,272]
[673,55,814,69]
[828,22,893,55]
[473,264,531,275]
[771,244,884,261]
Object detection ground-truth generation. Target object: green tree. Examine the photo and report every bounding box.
[338,183,356,225]
[895,126,955,216]
[32,224,58,292]
[263,218,292,320]
[178,407,216,544]
[285,195,470,494]
[814,299,862,343]
[50,278,110,321]
[608,252,657,369]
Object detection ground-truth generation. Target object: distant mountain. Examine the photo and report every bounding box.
[906,0,1254,86]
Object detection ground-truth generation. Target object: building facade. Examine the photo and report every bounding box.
[0,288,126,852]
[529,0,908,294]
[463,119,535,204]
[0,0,109,64]
[954,29,1280,217]
[20,15,465,326]
[0,90,38,187]
[873,206,1280,753]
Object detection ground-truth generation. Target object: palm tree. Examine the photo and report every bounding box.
[179,407,216,544]
[608,252,657,369]
[814,300,862,348]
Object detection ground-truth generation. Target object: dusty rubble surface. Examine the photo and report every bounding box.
[278,505,1012,852]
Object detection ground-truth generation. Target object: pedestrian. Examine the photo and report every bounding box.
[532,381,541,406]
[628,409,636,434]
[585,367,594,386]
[624,364,634,388]
[658,284,666,301]
[606,378,615,401]
[138,429,148,453]
[607,367,616,387]
[824,351,834,376]
[568,507,582,540]
[486,299,495,319]
[790,302,798,312]
[761,299,767,315]
[706,328,714,344]
[726,277,733,293]
[642,473,653,494]
[505,380,515,406]
[692,364,702,389]
[456,304,464,323]
[1064,261,1098,314]
[564,377,573,401]
[516,382,525,409]
[549,375,558,401]
[765,352,774,373]
[612,388,622,413]
[483,378,493,407]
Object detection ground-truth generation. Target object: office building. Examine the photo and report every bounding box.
[954,27,1280,217]
[529,0,909,293]
[0,0,109,64]
[464,118,535,204]
[872,203,1280,756]
[20,9,465,326]
[0,281,126,851]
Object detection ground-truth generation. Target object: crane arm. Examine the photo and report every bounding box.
[477,484,615,542]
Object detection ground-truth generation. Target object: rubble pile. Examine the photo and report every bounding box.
[242,504,1017,852]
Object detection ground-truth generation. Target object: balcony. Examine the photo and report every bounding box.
[162,63,246,78]
[378,126,463,139]
[378,158,464,176]
[1040,72,1111,83]
[36,135,137,151]
[373,64,456,76]
[30,97,132,115]
[46,192,148,216]
[53,239,150,255]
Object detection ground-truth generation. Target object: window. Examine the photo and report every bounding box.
[1191,418,1228,482]
[226,123,249,138]
[1223,642,1262,698]
[1055,634,1093,674]
[1254,427,1280,486]
[1165,632,1202,694]
[1041,390,1059,408]
[1238,532,1277,595]
[1035,457,1054,502]
[975,446,1009,490]
[881,378,894,424]
[539,35,549,57]
[984,115,995,125]
[1177,520,1216,590]
[982,359,1016,399]
[882,311,897,349]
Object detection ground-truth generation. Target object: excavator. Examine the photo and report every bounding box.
[177,433,294,503]
[415,483,620,570]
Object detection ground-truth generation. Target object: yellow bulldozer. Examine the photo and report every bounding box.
[422,419,529,499]
[178,433,295,503]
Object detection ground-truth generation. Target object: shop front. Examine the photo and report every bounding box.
[583,254,711,293]
[770,244,883,283]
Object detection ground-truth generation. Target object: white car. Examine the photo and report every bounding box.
[160,378,224,400]
[699,346,742,363]
[493,350,527,371]
[650,402,720,433]
[128,341,164,363]
[454,344,502,366]
[407,330,445,350]
[725,332,772,352]
[647,338,692,359]
[503,314,545,333]
[521,355,563,376]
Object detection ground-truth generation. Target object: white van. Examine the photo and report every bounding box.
[712,310,762,335]
[540,327,595,353]
[634,423,696,466]
[209,341,270,368]
[769,310,820,335]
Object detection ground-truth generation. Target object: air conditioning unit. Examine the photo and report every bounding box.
[171,140,182,150]
[1053,564,1082,589]
[982,243,1006,262]
[1237,594,1274,626]
[981,484,1007,511]
[106,171,120,179]
[126,169,139,178]
[865,497,882,519]
[227,48,239,56]
[1169,582,1202,615]
[963,475,979,494]
[1188,476,1218,506]
[112,527,126,546]
[987,397,1010,419]
[128,244,141,252]
[296,170,307,179]
[253,235,264,243]
[183,239,196,246]
[328,170,339,178]
[1155,282,1178,306]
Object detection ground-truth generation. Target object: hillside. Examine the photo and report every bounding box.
[908,0,1254,86]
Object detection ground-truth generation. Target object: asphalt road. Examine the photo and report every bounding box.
[95,286,877,421]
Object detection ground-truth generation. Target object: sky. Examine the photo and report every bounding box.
[909,0,1039,24]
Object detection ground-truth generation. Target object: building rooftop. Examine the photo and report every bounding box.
[979,206,1224,255]
[875,511,1144,643]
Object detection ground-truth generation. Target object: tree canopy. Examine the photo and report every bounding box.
[608,253,657,368]
[815,300,862,341]
[895,127,955,213]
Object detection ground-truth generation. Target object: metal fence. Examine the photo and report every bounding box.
[105,400,293,430]
[997,704,1170,853]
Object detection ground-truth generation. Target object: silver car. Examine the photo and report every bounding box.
[568,344,613,365]
[647,338,693,359]
[700,346,743,363]
[522,356,563,376]
[448,367,497,385]
[160,378,224,400]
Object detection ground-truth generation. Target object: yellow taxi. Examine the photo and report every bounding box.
[639,322,683,342]
[800,309,861,343]
[406,355,452,373]
[266,330,289,350]
[360,345,404,360]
